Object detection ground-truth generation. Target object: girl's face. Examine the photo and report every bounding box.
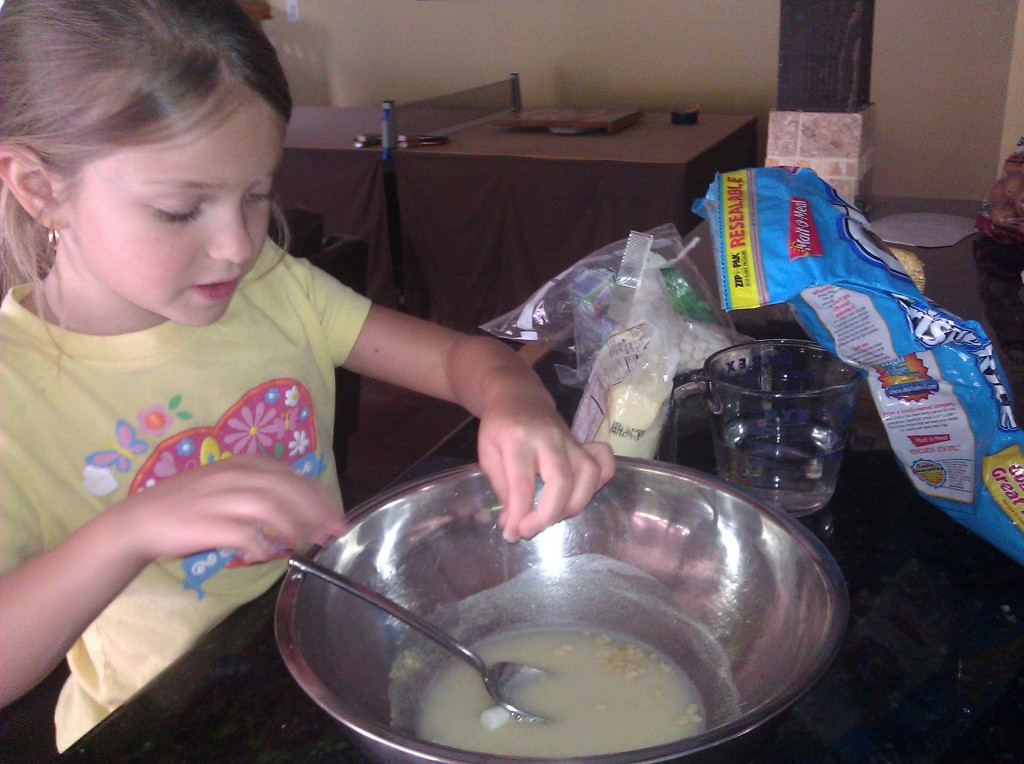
[46,94,285,335]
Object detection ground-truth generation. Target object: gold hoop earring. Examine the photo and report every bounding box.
[47,228,60,256]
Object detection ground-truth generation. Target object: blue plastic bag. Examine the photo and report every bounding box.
[694,166,1024,566]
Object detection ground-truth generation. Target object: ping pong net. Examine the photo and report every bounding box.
[384,73,521,145]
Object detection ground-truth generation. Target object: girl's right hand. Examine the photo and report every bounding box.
[113,455,347,565]
[0,455,345,707]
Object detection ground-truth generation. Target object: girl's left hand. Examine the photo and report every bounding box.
[476,393,615,542]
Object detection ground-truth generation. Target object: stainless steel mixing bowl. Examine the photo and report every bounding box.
[275,458,848,764]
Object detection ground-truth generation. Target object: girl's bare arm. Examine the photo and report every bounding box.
[344,306,615,541]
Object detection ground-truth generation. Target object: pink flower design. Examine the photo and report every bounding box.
[223,402,286,455]
[137,404,173,436]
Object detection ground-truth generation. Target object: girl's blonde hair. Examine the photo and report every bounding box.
[0,0,292,295]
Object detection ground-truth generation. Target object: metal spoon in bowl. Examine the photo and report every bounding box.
[288,553,550,723]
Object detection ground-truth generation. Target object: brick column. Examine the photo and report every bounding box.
[766,105,875,204]
[766,0,876,207]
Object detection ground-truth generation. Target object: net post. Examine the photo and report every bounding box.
[381,99,396,162]
[509,73,522,113]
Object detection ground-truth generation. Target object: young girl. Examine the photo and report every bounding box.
[0,0,614,751]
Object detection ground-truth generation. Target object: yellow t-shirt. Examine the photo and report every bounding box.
[0,241,371,750]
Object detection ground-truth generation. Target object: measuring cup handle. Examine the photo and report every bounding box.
[655,370,710,464]
[672,369,708,402]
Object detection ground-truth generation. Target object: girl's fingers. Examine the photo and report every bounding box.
[583,441,616,486]
[476,415,617,543]
[561,451,606,518]
[478,439,512,532]
[126,455,347,561]
[514,448,572,540]
[495,457,541,543]
[512,442,615,540]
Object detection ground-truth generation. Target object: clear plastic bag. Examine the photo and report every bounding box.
[977,136,1024,246]
[479,223,739,387]
[564,230,748,459]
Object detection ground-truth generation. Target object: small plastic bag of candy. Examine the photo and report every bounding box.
[977,136,1024,246]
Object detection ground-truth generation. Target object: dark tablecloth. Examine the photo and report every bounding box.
[276,107,398,308]
[395,113,757,331]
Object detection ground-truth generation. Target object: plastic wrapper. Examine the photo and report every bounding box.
[565,231,746,459]
[480,223,739,388]
[977,136,1024,246]
[693,166,1024,566]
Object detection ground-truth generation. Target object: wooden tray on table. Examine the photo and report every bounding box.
[493,108,644,134]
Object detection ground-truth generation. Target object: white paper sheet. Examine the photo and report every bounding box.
[869,212,977,248]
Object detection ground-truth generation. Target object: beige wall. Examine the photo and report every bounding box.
[871,0,1018,201]
[1000,0,1024,163]
[264,0,1020,201]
